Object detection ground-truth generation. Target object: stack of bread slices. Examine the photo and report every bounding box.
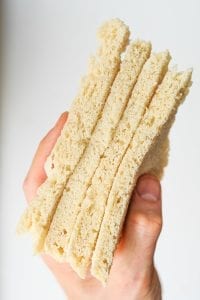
[17,19,192,285]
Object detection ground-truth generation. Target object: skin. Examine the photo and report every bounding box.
[23,112,162,300]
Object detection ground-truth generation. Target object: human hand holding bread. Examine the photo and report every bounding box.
[18,19,192,299]
[23,111,162,299]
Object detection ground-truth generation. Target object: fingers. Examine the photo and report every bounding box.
[23,112,68,202]
[123,174,162,274]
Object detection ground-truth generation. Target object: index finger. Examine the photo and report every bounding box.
[23,112,68,202]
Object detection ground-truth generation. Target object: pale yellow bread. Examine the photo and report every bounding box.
[44,18,130,182]
[67,51,171,277]
[16,18,193,287]
[138,129,170,179]
[91,69,192,285]
[17,19,130,252]
[44,41,152,260]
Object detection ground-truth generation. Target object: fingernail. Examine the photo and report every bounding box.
[136,175,161,201]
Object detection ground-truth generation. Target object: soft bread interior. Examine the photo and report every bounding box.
[17,19,130,252]
[44,41,151,260]
[91,70,192,284]
[67,51,171,278]
[17,19,192,286]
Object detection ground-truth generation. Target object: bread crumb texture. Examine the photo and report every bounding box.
[44,40,151,261]
[91,70,192,284]
[17,19,130,252]
[17,19,192,285]
[66,50,171,278]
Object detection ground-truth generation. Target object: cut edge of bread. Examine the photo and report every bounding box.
[44,19,130,181]
[91,69,192,285]
[44,40,152,261]
[17,19,130,253]
[66,51,171,277]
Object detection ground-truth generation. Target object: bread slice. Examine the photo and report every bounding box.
[44,18,130,182]
[44,41,152,260]
[17,19,130,252]
[91,69,192,285]
[138,127,170,179]
[66,51,171,277]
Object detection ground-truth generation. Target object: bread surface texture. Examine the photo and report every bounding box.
[91,70,192,284]
[17,19,130,252]
[67,51,171,278]
[44,40,151,260]
[17,19,192,285]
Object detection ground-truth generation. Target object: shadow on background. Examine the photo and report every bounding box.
[0,1,4,298]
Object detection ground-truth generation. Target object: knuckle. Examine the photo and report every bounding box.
[131,212,162,235]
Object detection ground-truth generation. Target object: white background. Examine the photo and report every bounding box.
[1,0,200,299]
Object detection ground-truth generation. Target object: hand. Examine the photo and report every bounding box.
[23,112,162,300]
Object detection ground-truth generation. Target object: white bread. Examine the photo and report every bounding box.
[44,18,130,182]
[17,19,130,252]
[91,69,192,285]
[17,19,192,286]
[66,51,171,277]
[44,41,152,260]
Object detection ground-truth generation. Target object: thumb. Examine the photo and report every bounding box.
[123,174,162,273]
